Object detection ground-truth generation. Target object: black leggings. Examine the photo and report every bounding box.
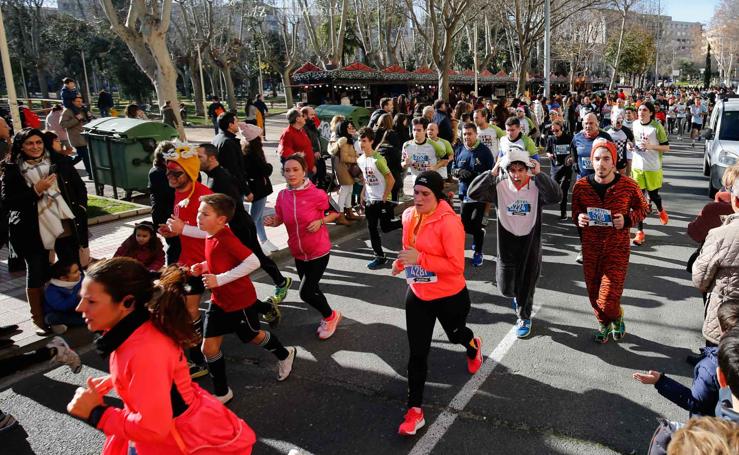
[233,222,287,287]
[461,202,486,253]
[365,200,401,258]
[637,189,663,231]
[405,287,474,408]
[552,165,572,217]
[295,254,333,318]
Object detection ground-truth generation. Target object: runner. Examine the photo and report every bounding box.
[571,113,613,180]
[191,194,296,403]
[544,119,574,220]
[263,155,343,339]
[571,139,649,343]
[623,106,637,130]
[468,147,561,338]
[357,127,401,270]
[453,123,495,267]
[402,117,447,177]
[68,258,256,454]
[425,123,453,179]
[606,115,634,176]
[690,96,707,148]
[498,117,539,160]
[515,105,537,137]
[675,97,688,140]
[474,108,505,156]
[631,101,670,246]
[156,141,211,378]
[393,171,483,436]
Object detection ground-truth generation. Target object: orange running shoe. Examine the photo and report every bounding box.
[317,310,342,340]
[659,209,669,225]
[398,407,425,436]
[467,337,483,374]
[633,230,646,246]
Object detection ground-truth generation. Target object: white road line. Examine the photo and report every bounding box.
[409,304,541,455]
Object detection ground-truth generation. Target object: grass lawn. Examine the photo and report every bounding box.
[87,195,141,219]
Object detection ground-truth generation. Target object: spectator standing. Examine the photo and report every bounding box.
[278,108,316,176]
[212,112,252,200]
[240,123,279,251]
[369,97,394,129]
[161,100,178,129]
[96,90,114,117]
[60,96,93,177]
[254,94,269,139]
[432,100,454,143]
[207,96,226,134]
[45,104,70,147]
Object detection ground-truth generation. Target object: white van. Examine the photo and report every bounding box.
[703,98,739,197]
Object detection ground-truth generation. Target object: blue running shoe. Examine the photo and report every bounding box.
[472,252,484,267]
[516,319,532,338]
[367,256,388,270]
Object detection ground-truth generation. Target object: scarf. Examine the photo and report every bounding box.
[20,155,76,250]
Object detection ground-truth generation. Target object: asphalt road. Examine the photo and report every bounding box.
[0,136,710,454]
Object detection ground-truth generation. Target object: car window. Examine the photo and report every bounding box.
[719,110,739,141]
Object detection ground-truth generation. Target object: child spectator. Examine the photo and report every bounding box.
[43,261,85,334]
[60,78,80,111]
[113,221,165,272]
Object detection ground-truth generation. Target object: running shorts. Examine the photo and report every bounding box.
[631,168,663,191]
[691,122,702,131]
[203,302,260,343]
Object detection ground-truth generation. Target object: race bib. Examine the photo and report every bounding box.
[581,157,593,170]
[554,144,569,156]
[587,207,613,227]
[506,200,532,217]
[412,154,431,171]
[405,265,437,284]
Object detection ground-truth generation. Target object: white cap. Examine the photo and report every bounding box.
[500,145,535,170]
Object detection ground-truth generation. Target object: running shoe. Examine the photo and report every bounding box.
[367,256,388,270]
[576,252,583,264]
[272,277,293,304]
[516,319,532,339]
[277,347,296,381]
[317,311,342,340]
[467,337,483,374]
[189,362,209,379]
[214,387,234,404]
[612,308,626,341]
[0,412,17,433]
[633,230,646,246]
[398,407,425,436]
[472,252,484,267]
[48,336,82,374]
[593,322,612,344]
[659,209,669,225]
[559,214,569,221]
[262,297,282,328]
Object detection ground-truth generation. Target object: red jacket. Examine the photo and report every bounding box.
[278,125,316,171]
[114,241,164,272]
[393,200,466,301]
[97,321,255,454]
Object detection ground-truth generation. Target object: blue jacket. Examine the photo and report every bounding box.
[44,279,82,314]
[432,110,454,143]
[454,141,494,200]
[654,347,720,417]
[60,86,79,109]
[715,387,739,422]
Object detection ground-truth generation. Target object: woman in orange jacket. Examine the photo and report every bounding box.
[392,171,483,437]
[66,258,255,454]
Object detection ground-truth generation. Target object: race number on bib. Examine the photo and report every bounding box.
[581,158,593,170]
[405,265,437,284]
[554,144,569,156]
[587,207,613,227]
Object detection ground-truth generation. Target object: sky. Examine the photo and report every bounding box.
[663,0,719,24]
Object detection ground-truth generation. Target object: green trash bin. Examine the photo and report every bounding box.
[82,118,179,199]
[314,104,371,144]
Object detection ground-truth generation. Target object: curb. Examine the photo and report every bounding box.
[88,204,152,226]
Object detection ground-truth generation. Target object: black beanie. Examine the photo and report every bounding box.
[414,171,445,200]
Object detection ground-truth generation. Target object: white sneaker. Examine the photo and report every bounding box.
[214,387,234,404]
[51,324,68,335]
[277,346,296,381]
[47,336,81,374]
[261,240,278,254]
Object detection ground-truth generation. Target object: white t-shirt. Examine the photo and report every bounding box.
[632,120,667,172]
[357,153,390,202]
[519,117,531,136]
[402,140,439,177]
[477,125,504,156]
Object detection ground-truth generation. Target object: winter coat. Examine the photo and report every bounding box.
[212,131,251,197]
[60,108,89,148]
[395,200,466,301]
[60,86,79,109]
[693,213,739,345]
[1,151,88,256]
[147,166,174,227]
[654,347,720,417]
[114,241,165,272]
[45,110,69,142]
[243,148,273,201]
[93,312,255,455]
[43,279,82,315]
[274,180,332,261]
[432,110,454,143]
[328,137,357,186]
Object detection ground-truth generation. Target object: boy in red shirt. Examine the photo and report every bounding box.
[191,194,296,403]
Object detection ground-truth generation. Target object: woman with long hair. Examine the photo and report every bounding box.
[240,123,278,251]
[1,128,88,333]
[67,258,256,454]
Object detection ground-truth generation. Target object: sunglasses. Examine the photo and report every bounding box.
[166,170,185,178]
[551,129,561,133]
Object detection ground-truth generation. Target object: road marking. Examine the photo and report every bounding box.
[260,438,316,455]
[409,304,541,455]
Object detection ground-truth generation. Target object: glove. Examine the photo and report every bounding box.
[457,169,474,181]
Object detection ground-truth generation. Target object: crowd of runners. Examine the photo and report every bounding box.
[2,83,739,453]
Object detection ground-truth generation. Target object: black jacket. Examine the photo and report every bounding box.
[205,166,256,245]
[303,120,323,155]
[433,110,454,143]
[243,149,273,201]
[212,131,251,198]
[148,166,175,226]
[1,151,88,256]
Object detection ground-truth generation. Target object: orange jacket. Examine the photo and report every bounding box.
[394,200,466,301]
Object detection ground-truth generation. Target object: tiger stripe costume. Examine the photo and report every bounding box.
[572,174,650,324]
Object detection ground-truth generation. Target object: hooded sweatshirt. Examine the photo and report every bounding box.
[274,180,332,261]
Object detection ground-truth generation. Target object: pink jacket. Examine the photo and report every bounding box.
[275,180,332,261]
[394,200,466,301]
[97,321,255,455]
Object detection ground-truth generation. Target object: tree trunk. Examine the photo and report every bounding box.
[609,12,627,90]
[35,65,49,99]
[189,65,205,116]
[148,38,186,139]
[179,67,191,98]
[569,60,576,93]
[222,66,237,111]
[282,69,294,107]
[516,58,528,97]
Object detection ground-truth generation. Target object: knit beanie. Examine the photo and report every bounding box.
[591,138,618,164]
[238,122,263,142]
[414,171,445,201]
[163,142,199,206]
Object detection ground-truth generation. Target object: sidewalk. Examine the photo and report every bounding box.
[0,173,420,359]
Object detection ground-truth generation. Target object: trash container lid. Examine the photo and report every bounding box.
[83,117,179,140]
[314,104,371,121]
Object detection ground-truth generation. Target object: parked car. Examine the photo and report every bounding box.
[703,97,739,198]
